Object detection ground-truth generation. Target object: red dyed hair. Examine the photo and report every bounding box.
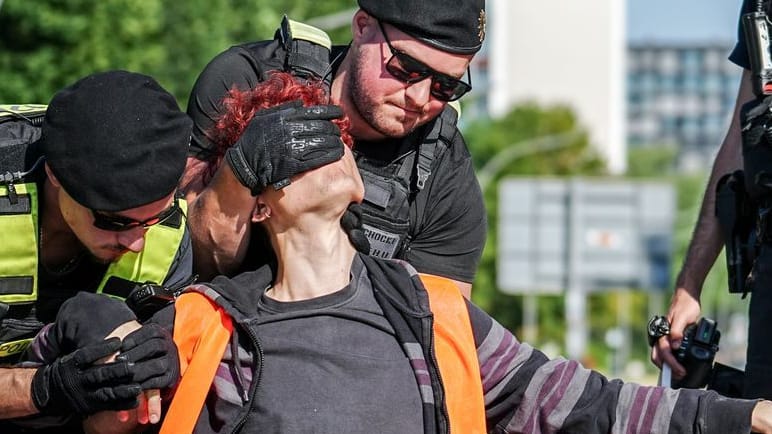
[204,72,353,184]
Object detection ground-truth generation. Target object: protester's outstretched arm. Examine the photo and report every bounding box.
[652,69,754,377]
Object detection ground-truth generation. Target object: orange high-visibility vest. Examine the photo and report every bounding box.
[160,275,486,434]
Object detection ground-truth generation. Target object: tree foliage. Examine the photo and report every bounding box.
[464,102,607,340]
[0,0,355,105]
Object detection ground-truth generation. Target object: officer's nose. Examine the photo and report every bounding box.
[117,228,147,253]
[404,77,432,107]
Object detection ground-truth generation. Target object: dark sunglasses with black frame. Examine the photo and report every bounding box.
[377,21,472,102]
[91,197,182,232]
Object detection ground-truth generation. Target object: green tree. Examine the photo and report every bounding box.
[464,102,606,341]
[0,0,356,105]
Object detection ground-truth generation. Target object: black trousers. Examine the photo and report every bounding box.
[745,244,772,398]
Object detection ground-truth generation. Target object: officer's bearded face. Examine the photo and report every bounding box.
[346,19,469,140]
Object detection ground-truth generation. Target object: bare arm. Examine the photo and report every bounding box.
[652,69,754,375]
[0,368,39,419]
[188,159,257,280]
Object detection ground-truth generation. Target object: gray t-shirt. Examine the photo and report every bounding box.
[208,256,423,433]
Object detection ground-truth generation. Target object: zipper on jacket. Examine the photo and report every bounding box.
[230,324,265,434]
[424,314,451,434]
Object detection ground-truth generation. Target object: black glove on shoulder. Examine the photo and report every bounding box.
[117,323,180,390]
[49,292,138,356]
[31,337,141,416]
[225,100,345,195]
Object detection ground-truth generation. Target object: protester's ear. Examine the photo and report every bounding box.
[252,200,272,223]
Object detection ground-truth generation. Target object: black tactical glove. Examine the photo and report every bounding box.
[48,292,137,356]
[341,203,371,254]
[31,338,141,416]
[117,323,180,390]
[225,100,345,195]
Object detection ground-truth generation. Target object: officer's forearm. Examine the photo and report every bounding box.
[677,70,754,296]
[188,160,256,280]
[0,368,39,419]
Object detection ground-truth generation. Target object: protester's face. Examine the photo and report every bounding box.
[347,15,472,139]
[57,188,177,264]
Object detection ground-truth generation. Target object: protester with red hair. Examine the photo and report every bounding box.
[186,72,354,190]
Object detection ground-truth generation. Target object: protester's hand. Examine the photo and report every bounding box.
[752,400,772,433]
[225,100,345,195]
[650,287,701,379]
[84,321,165,432]
[117,323,179,391]
[31,338,141,416]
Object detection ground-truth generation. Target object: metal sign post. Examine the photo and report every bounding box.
[498,177,674,360]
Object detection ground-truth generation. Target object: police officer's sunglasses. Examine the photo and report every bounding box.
[91,197,181,232]
[378,21,472,102]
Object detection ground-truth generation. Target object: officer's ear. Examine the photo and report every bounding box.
[351,9,377,43]
[44,163,62,188]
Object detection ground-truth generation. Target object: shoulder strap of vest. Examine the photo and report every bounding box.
[0,182,39,304]
[0,104,47,124]
[99,199,189,298]
[276,15,332,82]
[412,103,460,192]
[419,273,486,434]
[160,292,233,434]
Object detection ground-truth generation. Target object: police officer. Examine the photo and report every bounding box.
[651,0,772,399]
[0,71,189,429]
[183,0,487,297]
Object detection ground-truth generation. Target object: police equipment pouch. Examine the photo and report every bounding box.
[707,362,745,398]
[125,275,196,321]
[743,0,772,96]
[715,170,756,295]
[672,318,721,389]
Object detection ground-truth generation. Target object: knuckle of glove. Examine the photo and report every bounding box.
[297,104,344,120]
[83,360,133,385]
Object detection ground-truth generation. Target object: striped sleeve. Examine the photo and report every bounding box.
[465,301,757,433]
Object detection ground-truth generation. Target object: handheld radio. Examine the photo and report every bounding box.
[743,1,772,96]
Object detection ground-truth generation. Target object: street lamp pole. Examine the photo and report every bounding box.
[476,130,584,192]
[479,129,584,348]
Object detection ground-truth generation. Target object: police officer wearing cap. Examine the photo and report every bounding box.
[0,71,190,430]
[183,0,488,298]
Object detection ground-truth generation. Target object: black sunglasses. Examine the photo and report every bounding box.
[378,21,472,102]
[92,198,181,232]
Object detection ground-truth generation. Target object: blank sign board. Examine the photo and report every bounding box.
[497,178,674,294]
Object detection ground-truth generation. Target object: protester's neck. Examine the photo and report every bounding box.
[268,223,357,302]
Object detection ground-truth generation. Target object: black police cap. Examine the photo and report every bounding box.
[358,0,486,54]
[41,70,191,212]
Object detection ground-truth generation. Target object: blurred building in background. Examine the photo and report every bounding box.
[484,0,627,174]
[627,43,740,172]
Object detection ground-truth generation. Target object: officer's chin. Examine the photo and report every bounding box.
[90,247,127,264]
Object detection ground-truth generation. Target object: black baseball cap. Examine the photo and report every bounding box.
[41,70,191,212]
[358,0,486,54]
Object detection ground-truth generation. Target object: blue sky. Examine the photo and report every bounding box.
[627,0,743,44]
